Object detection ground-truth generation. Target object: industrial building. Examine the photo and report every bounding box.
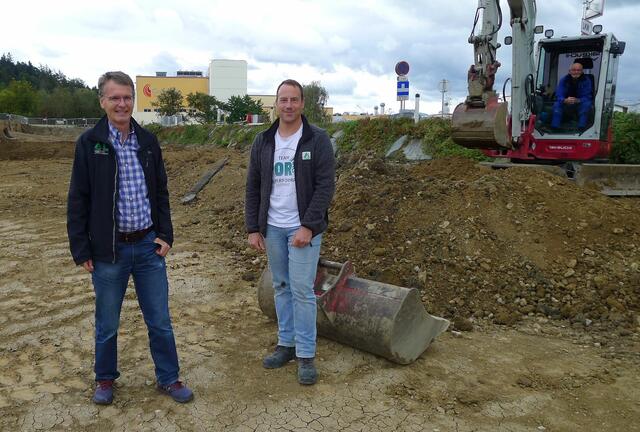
[209,60,247,102]
[133,58,331,125]
[134,59,251,125]
[135,71,208,111]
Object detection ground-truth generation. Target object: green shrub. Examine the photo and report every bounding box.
[334,117,414,155]
[147,115,488,161]
[611,111,640,164]
[332,116,487,160]
[148,123,270,148]
[145,123,164,136]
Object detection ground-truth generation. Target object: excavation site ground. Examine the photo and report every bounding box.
[0,125,638,431]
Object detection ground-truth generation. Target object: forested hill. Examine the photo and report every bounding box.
[0,53,102,118]
[0,53,88,91]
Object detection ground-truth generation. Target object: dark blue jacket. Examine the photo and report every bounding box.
[554,73,593,111]
[245,115,335,237]
[67,116,173,265]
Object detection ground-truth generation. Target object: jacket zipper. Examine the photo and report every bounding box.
[112,153,118,263]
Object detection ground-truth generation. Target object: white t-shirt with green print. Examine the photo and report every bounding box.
[268,125,303,228]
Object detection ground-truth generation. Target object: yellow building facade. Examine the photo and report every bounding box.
[250,95,277,121]
[134,71,333,124]
[135,75,209,112]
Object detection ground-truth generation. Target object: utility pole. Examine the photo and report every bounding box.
[438,79,449,118]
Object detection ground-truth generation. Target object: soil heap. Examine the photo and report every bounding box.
[325,155,640,330]
[166,148,640,332]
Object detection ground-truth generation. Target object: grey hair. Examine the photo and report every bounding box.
[97,71,135,97]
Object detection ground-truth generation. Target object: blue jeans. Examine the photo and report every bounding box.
[551,100,592,128]
[265,225,322,358]
[91,230,179,385]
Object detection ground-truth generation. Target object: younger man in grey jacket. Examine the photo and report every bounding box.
[245,79,335,385]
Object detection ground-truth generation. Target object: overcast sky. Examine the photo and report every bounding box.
[2,0,638,114]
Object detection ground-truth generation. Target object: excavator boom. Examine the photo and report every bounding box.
[452,0,537,149]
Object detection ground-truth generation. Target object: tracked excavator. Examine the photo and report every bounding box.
[452,0,638,196]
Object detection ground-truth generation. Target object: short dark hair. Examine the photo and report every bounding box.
[98,71,135,97]
[276,79,304,100]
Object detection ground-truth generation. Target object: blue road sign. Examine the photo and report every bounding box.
[397,80,409,100]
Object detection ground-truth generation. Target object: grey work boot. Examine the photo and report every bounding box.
[297,357,318,385]
[263,345,296,369]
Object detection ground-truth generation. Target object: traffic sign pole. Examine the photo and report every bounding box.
[395,61,411,112]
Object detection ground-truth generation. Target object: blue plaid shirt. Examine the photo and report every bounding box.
[108,122,152,233]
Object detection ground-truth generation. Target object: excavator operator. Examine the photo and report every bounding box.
[551,61,593,130]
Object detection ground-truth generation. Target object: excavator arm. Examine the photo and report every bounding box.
[452,0,538,149]
[465,0,502,106]
[507,0,537,141]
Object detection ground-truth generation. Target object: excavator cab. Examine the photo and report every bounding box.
[534,37,603,134]
[452,2,636,195]
[533,34,625,148]
[534,56,597,133]
[453,32,625,162]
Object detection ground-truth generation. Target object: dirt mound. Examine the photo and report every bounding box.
[23,124,88,138]
[324,155,640,329]
[0,122,85,160]
[0,138,76,160]
[167,147,640,331]
[0,129,77,160]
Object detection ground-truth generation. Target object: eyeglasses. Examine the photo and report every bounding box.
[105,95,134,104]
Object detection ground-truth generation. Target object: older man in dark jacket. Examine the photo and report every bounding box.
[67,71,192,405]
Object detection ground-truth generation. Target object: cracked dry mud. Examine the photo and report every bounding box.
[0,128,639,431]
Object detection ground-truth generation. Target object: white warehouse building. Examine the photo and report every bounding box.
[209,59,247,102]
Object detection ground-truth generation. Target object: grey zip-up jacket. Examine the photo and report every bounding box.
[245,115,335,237]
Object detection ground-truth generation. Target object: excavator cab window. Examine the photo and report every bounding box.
[534,38,604,134]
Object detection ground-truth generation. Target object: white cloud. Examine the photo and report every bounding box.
[0,0,638,112]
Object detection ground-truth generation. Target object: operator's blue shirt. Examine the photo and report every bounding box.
[551,73,593,128]
[554,74,593,110]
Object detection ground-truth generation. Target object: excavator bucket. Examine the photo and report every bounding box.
[574,163,640,196]
[451,97,510,149]
[258,259,450,365]
[1,120,15,143]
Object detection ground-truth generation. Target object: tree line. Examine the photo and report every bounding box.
[0,53,332,124]
[0,53,103,118]
[152,89,267,124]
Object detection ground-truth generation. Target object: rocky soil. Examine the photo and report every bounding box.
[179,146,640,333]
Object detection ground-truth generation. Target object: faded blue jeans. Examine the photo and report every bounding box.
[265,225,322,358]
[91,230,180,385]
